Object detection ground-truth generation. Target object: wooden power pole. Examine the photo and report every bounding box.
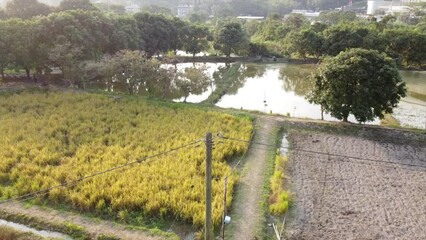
[205,132,213,240]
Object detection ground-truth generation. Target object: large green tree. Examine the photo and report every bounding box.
[307,48,406,122]
[182,25,211,57]
[214,22,249,57]
[284,29,324,59]
[324,24,385,56]
[134,13,184,57]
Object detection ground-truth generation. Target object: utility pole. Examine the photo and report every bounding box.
[205,132,213,240]
[221,176,228,240]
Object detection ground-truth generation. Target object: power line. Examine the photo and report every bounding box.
[217,135,426,171]
[0,140,202,206]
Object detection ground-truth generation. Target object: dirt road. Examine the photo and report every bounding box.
[0,202,165,240]
[226,116,278,240]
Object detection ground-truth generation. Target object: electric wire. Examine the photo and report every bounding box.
[217,135,426,171]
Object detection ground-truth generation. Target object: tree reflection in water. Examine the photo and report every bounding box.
[203,63,267,104]
[279,64,316,97]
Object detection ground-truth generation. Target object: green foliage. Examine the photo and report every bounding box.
[307,48,407,122]
[134,13,185,57]
[214,22,250,57]
[141,5,173,16]
[317,11,358,25]
[284,29,325,59]
[48,41,84,86]
[0,92,253,227]
[59,0,99,11]
[182,24,211,57]
[323,24,385,56]
[283,13,309,30]
[5,0,52,19]
[383,27,426,67]
[253,17,292,42]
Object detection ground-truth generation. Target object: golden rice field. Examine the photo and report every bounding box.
[0,92,253,226]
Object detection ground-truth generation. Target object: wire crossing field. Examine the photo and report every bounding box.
[0,92,253,226]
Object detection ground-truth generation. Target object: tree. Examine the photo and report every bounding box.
[317,11,357,25]
[0,9,7,20]
[253,16,291,41]
[323,24,385,56]
[214,22,249,57]
[307,48,406,122]
[8,19,40,79]
[6,0,52,19]
[283,13,309,30]
[141,5,173,16]
[134,13,181,57]
[109,5,126,15]
[0,20,14,81]
[109,16,141,52]
[48,40,84,87]
[59,0,99,11]
[182,25,211,57]
[285,29,324,59]
[406,32,426,67]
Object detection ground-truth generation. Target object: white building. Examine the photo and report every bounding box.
[125,4,140,13]
[367,0,426,14]
[292,10,321,20]
[177,4,193,17]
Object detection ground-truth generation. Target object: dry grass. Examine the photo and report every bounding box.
[0,226,42,240]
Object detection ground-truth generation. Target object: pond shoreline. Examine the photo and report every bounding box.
[164,56,426,71]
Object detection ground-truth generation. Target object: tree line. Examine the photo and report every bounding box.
[249,10,426,68]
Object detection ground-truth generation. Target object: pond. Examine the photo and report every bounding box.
[87,62,426,129]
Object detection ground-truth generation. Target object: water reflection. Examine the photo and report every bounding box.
[280,64,316,97]
[86,62,425,128]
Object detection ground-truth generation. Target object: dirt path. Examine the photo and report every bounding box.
[0,202,165,240]
[227,116,278,240]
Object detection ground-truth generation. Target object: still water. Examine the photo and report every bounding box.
[89,62,426,129]
[0,219,72,239]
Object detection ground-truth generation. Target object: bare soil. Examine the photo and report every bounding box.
[285,127,426,240]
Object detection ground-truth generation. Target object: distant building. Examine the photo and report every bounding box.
[125,4,140,13]
[177,4,193,17]
[236,16,265,21]
[367,0,426,14]
[291,10,321,20]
